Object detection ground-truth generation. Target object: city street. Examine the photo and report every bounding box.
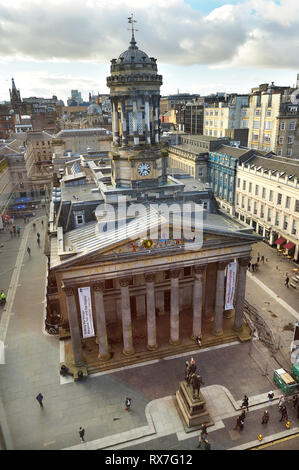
[0,219,299,450]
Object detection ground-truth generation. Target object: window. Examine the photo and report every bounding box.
[254,201,257,214]
[280,122,285,130]
[260,205,264,218]
[241,196,245,208]
[255,185,259,196]
[264,121,272,130]
[247,200,251,211]
[243,180,246,190]
[288,136,294,144]
[283,216,288,230]
[249,182,252,193]
[262,187,266,199]
[292,220,297,235]
[277,193,282,205]
[295,200,299,212]
[289,121,296,131]
[278,136,284,145]
[253,120,260,129]
[252,134,259,141]
[76,215,84,225]
[267,208,272,222]
[275,211,280,226]
[286,196,291,209]
[255,109,261,116]
[287,148,293,157]
[237,178,240,188]
[266,109,272,117]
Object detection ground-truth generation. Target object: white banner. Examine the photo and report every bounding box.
[225,262,237,310]
[78,287,95,338]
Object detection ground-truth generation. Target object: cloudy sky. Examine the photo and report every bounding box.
[0,0,298,104]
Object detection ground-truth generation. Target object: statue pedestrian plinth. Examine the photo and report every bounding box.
[175,381,213,431]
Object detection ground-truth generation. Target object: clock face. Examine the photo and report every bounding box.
[137,162,151,176]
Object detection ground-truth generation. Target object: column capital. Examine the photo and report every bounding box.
[194,264,206,275]
[119,277,131,288]
[238,257,251,267]
[217,260,232,271]
[92,281,105,292]
[170,269,181,279]
[145,272,155,283]
[63,286,74,297]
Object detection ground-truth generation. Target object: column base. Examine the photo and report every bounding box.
[224,310,234,319]
[98,353,111,362]
[233,324,243,333]
[212,329,223,337]
[122,348,135,356]
[169,339,181,346]
[147,343,158,351]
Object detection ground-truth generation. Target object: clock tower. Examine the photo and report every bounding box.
[106,15,168,192]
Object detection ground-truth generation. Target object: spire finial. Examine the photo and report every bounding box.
[128,13,138,45]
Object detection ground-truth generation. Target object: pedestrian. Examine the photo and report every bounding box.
[13,226,16,236]
[33,222,36,230]
[255,262,259,271]
[278,394,285,409]
[240,409,246,421]
[9,229,13,238]
[261,410,269,424]
[241,395,249,412]
[17,226,20,237]
[261,255,265,263]
[234,415,244,431]
[197,424,208,447]
[41,220,44,227]
[285,276,290,288]
[79,427,85,442]
[292,395,298,408]
[257,256,260,263]
[27,246,31,256]
[195,335,202,347]
[37,232,40,239]
[125,397,132,411]
[268,391,274,404]
[36,392,43,408]
[279,405,288,422]
[37,237,40,246]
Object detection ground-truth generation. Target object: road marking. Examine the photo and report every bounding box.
[248,272,299,321]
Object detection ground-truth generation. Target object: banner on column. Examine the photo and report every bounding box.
[225,262,237,310]
[78,287,95,338]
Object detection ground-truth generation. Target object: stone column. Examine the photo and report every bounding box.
[144,97,151,144]
[63,286,84,366]
[132,98,139,145]
[112,98,120,146]
[121,97,128,146]
[213,261,228,336]
[169,269,181,345]
[234,257,250,332]
[154,96,159,143]
[145,273,158,350]
[191,265,206,339]
[119,277,135,355]
[92,282,110,361]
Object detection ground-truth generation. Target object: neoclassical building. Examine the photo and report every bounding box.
[48,23,258,376]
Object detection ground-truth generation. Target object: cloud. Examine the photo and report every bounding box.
[0,0,298,70]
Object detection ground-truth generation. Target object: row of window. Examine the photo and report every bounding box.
[237,196,297,234]
[237,180,299,210]
[252,120,296,131]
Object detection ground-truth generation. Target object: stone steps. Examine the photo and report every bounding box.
[86,330,240,375]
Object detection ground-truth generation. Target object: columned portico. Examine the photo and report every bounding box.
[234,257,250,332]
[63,286,84,366]
[119,277,135,355]
[191,265,206,339]
[92,282,111,361]
[145,273,158,350]
[169,269,181,345]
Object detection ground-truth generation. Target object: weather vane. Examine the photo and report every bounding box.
[128,13,138,40]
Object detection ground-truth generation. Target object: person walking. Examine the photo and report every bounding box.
[37,232,40,239]
[125,397,132,411]
[36,393,43,408]
[41,220,44,227]
[234,415,244,431]
[197,424,209,447]
[279,405,288,422]
[278,394,285,409]
[261,410,269,424]
[79,427,85,442]
[257,255,260,263]
[241,395,249,412]
[261,255,265,263]
[9,229,13,238]
[33,222,36,230]
[240,409,246,422]
[292,395,298,408]
[285,276,290,288]
[37,237,40,247]
[17,226,20,237]
[268,391,274,404]
[247,262,251,271]
[27,246,31,256]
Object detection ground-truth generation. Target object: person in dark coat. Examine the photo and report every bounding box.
[234,415,244,431]
[279,405,288,422]
[292,395,298,408]
[125,397,132,411]
[36,393,43,407]
[241,395,249,411]
[285,276,290,288]
[261,410,269,424]
[79,427,85,442]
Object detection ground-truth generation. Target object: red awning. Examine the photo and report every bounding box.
[275,237,286,245]
[284,242,295,250]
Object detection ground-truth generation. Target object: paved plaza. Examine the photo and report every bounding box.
[0,216,299,450]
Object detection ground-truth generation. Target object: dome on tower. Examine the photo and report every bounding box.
[87,103,102,115]
[116,35,151,65]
